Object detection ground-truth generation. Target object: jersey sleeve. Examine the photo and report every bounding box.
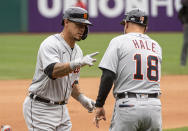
[99,38,119,74]
[39,38,60,70]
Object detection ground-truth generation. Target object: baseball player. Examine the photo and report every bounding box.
[94,9,162,131]
[23,7,98,131]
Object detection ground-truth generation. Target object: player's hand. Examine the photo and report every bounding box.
[80,52,99,66]
[70,52,99,70]
[77,94,96,113]
[93,107,106,128]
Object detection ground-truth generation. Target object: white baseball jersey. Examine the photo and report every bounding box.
[28,33,83,102]
[99,33,162,95]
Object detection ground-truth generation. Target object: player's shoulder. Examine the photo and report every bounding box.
[111,34,128,40]
[109,34,128,45]
[106,34,131,50]
[110,34,136,46]
[37,34,61,54]
[40,34,61,47]
[44,34,60,44]
[111,33,140,42]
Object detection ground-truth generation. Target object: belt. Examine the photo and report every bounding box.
[29,93,66,105]
[116,92,159,99]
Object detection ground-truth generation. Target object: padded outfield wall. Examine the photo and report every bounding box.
[0,0,183,32]
[0,0,27,32]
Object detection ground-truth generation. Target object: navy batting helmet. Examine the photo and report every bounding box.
[61,7,92,26]
[121,9,148,26]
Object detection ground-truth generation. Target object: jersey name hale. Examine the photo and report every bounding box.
[99,33,162,95]
[28,34,83,102]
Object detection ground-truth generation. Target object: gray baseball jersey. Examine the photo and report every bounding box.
[99,33,162,95]
[29,33,83,102]
[99,32,162,131]
[23,34,83,131]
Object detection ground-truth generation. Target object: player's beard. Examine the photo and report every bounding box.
[74,36,82,41]
[74,38,81,41]
[74,33,83,41]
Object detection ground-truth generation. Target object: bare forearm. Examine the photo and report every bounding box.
[71,84,81,100]
[50,52,99,79]
[52,63,73,78]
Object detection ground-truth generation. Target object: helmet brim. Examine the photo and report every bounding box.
[69,18,93,26]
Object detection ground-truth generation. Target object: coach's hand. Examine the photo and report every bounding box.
[93,107,106,128]
[70,52,99,70]
[77,94,96,113]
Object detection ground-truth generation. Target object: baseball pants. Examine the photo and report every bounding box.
[109,97,162,131]
[23,96,72,131]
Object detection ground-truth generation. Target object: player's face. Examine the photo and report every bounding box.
[69,21,86,41]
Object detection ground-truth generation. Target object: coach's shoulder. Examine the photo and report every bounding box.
[107,35,126,47]
[151,39,162,48]
[110,34,130,44]
[110,34,125,41]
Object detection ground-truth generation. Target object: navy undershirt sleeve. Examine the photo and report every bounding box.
[95,68,116,107]
[44,63,57,80]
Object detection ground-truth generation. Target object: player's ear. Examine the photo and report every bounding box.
[64,19,69,26]
[126,22,129,29]
[124,22,129,34]
[144,26,148,33]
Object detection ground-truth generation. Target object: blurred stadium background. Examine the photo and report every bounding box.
[0,0,183,33]
[0,0,187,79]
[0,0,188,131]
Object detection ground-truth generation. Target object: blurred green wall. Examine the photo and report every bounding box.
[0,0,27,32]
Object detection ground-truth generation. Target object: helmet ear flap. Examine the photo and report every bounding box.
[81,26,88,40]
[61,14,65,26]
[61,19,64,26]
